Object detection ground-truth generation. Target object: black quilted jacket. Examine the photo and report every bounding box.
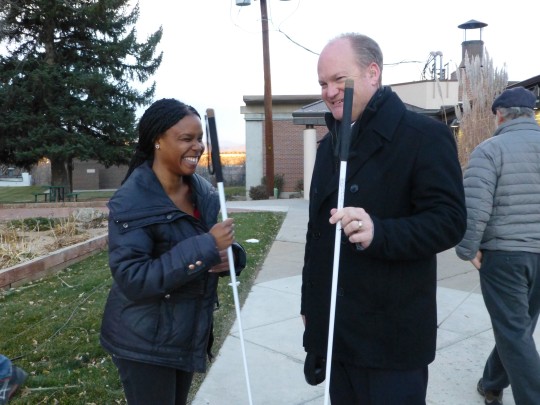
[100,161,245,372]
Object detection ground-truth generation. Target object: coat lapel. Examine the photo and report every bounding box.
[312,90,406,215]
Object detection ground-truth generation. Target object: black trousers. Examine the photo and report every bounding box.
[329,360,428,405]
[112,356,194,405]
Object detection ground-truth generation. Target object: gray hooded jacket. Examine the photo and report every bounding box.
[456,117,540,260]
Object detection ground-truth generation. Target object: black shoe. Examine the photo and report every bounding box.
[477,378,503,405]
[0,366,28,404]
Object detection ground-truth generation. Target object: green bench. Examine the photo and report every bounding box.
[32,191,49,202]
[66,192,80,202]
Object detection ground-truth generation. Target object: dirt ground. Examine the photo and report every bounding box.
[0,205,108,268]
[14,224,107,255]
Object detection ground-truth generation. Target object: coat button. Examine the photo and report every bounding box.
[196,261,202,266]
[188,264,195,270]
[164,294,170,299]
[166,214,172,219]
[122,223,129,229]
[350,184,359,193]
[314,231,321,239]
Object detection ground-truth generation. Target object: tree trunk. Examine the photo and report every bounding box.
[50,157,69,188]
[67,157,74,193]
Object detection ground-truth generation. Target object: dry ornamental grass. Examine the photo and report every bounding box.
[0,211,108,269]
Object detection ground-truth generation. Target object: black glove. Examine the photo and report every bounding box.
[218,242,247,278]
[304,352,326,385]
[232,242,247,275]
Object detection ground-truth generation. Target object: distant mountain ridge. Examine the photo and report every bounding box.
[214,139,245,152]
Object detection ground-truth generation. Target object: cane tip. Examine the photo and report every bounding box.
[345,79,354,88]
[206,108,215,117]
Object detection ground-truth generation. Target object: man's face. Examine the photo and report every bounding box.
[317,38,379,122]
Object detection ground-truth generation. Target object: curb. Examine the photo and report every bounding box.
[0,200,109,210]
[0,234,108,290]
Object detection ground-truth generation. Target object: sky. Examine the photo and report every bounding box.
[133,0,539,150]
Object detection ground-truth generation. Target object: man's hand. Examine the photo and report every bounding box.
[329,207,374,249]
[471,250,483,270]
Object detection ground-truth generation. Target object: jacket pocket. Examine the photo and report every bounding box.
[168,298,199,348]
[121,301,170,344]
[120,297,199,350]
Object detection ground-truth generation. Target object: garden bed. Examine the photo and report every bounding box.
[0,209,108,289]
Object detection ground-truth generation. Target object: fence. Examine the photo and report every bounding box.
[0,172,32,187]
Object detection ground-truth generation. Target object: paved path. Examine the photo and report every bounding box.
[191,198,538,404]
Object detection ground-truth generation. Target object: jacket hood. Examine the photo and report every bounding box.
[108,161,218,222]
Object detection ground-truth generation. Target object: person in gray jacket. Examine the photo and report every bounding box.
[456,86,540,405]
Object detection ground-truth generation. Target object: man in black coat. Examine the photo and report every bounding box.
[301,33,466,404]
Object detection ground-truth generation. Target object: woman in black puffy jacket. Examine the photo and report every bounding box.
[100,98,246,405]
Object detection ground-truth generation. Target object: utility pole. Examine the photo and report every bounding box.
[260,0,274,197]
[237,0,288,197]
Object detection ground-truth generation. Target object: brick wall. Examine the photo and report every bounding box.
[72,160,128,190]
[99,164,128,189]
[270,121,327,192]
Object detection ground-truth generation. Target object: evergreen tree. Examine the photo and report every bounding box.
[0,0,162,190]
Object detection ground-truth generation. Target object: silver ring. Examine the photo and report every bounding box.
[357,220,363,230]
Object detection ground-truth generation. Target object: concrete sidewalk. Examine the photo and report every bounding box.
[192,198,539,405]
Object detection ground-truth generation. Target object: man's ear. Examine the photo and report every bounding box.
[495,110,505,125]
[368,62,381,83]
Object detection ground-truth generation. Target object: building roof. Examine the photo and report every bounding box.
[292,100,457,127]
[243,74,540,127]
[243,95,321,106]
[292,100,329,126]
[506,75,540,109]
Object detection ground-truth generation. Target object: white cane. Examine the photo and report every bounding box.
[206,109,253,405]
[323,79,354,405]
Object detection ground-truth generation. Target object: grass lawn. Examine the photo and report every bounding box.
[0,186,245,204]
[0,211,285,404]
[0,186,51,204]
[0,186,116,204]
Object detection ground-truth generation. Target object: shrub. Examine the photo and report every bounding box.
[249,185,269,200]
[261,173,285,195]
[274,173,285,194]
[295,178,303,193]
[8,217,55,231]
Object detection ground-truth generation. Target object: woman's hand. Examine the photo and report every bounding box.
[209,249,230,274]
[209,218,235,251]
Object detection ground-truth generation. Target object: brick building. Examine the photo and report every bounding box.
[241,90,460,199]
[72,160,128,190]
[241,95,328,197]
[25,159,128,190]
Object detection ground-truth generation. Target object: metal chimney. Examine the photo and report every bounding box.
[458,19,487,68]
